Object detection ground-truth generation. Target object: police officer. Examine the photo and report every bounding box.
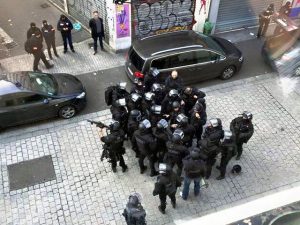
[133,119,158,176]
[112,82,130,102]
[127,93,143,112]
[202,118,224,141]
[216,130,236,180]
[181,87,206,115]
[57,14,75,53]
[141,92,155,116]
[144,67,160,91]
[153,163,181,214]
[161,89,183,115]
[151,83,165,104]
[127,110,142,158]
[130,78,146,96]
[100,120,128,173]
[25,31,54,72]
[176,114,195,148]
[181,148,206,200]
[110,98,129,135]
[165,70,183,92]
[27,22,43,40]
[153,119,171,163]
[41,20,59,60]
[190,103,207,143]
[257,4,274,38]
[230,111,254,160]
[149,104,163,126]
[122,193,146,225]
[165,129,189,177]
[168,101,184,128]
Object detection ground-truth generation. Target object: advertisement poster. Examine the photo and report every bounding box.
[193,0,212,33]
[116,4,130,38]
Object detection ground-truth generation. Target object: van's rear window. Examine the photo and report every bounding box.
[129,48,145,72]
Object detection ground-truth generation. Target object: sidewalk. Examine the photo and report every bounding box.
[0,40,126,75]
[1,73,300,225]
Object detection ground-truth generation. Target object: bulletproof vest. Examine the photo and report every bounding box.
[135,132,152,155]
[157,175,176,195]
[167,143,181,157]
[240,123,251,133]
[106,132,124,153]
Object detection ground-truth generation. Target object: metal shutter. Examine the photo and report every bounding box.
[215,0,283,32]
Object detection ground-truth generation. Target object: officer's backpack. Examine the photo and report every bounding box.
[124,206,146,225]
[24,40,33,54]
[104,86,115,106]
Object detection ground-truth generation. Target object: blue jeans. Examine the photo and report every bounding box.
[182,177,200,200]
[62,32,74,51]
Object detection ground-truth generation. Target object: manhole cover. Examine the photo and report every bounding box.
[8,155,56,191]
[40,3,50,8]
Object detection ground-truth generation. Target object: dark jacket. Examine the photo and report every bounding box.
[230,117,254,143]
[25,35,44,54]
[101,129,125,154]
[202,126,224,144]
[179,124,195,144]
[198,138,220,158]
[183,156,206,179]
[133,129,157,156]
[190,111,207,130]
[41,24,55,41]
[161,95,182,114]
[112,88,129,102]
[89,17,105,38]
[166,141,189,162]
[123,202,146,225]
[57,18,73,34]
[153,127,171,153]
[220,139,237,161]
[27,27,43,40]
[110,105,128,123]
[153,171,181,196]
[165,76,183,91]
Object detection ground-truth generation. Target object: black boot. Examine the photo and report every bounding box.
[112,167,117,173]
[122,165,128,173]
[140,166,147,174]
[171,201,176,209]
[158,206,165,214]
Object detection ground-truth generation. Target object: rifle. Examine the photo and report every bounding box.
[87,119,109,129]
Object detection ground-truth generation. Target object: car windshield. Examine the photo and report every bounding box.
[27,72,58,96]
[195,32,225,55]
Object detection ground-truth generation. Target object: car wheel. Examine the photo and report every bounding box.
[59,105,76,119]
[294,66,300,77]
[220,66,236,80]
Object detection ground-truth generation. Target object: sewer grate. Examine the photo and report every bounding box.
[8,155,56,191]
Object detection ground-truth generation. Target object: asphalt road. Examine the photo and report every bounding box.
[78,38,274,115]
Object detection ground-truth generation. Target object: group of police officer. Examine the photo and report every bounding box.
[95,69,254,222]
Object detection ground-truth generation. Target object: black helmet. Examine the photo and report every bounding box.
[152,83,162,92]
[149,67,160,77]
[130,110,142,122]
[231,165,242,174]
[117,82,127,90]
[139,119,151,131]
[196,98,206,106]
[157,119,168,129]
[116,98,126,107]
[176,114,188,126]
[184,87,193,95]
[128,193,142,206]
[172,129,184,143]
[169,89,179,97]
[109,119,120,131]
[172,101,180,109]
[131,93,142,103]
[242,111,253,120]
[145,92,155,101]
[190,150,200,159]
[193,103,203,112]
[150,105,161,115]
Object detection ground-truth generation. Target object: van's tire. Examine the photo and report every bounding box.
[59,105,76,119]
[219,66,236,80]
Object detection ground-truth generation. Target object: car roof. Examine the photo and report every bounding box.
[133,30,209,58]
[0,72,31,96]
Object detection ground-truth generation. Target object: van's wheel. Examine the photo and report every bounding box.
[219,66,236,80]
[294,66,300,77]
[59,105,76,119]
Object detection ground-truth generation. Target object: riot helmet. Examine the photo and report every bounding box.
[109,119,120,131]
[131,93,142,103]
[208,118,219,128]
[139,119,151,131]
[231,165,242,174]
[117,82,127,90]
[176,113,188,126]
[149,67,160,77]
[157,119,168,129]
[151,105,162,115]
[169,89,179,98]
[172,129,184,143]
[152,83,162,92]
[128,192,142,206]
[116,98,126,107]
[145,92,155,101]
[172,101,180,110]
[223,130,233,140]
[242,111,253,120]
[129,110,142,122]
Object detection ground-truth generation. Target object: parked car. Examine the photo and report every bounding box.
[262,29,300,77]
[125,30,243,84]
[0,71,86,129]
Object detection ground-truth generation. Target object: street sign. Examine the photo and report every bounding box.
[74,22,81,31]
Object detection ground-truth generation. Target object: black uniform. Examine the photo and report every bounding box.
[122,195,146,225]
[110,105,128,134]
[101,129,127,172]
[181,88,206,115]
[25,35,52,71]
[257,5,274,38]
[165,141,189,176]
[161,95,182,115]
[190,110,207,142]
[133,129,158,176]
[127,117,140,157]
[57,15,74,52]
[112,87,130,102]
[165,76,183,92]
[217,138,236,179]
[130,82,146,96]
[41,22,58,59]
[27,24,43,40]
[153,170,181,213]
[230,117,254,159]
[153,127,171,163]
[127,97,143,112]
[144,73,159,92]
[178,123,195,148]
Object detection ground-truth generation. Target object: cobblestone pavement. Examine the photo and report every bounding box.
[0,40,126,75]
[1,74,300,225]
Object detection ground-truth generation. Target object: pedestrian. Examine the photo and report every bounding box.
[122,193,146,225]
[24,31,54,72]
[27,22,43,40]
[279,1,292,17]
[216,130,236,180]
[181,148,206,200]
[165,70,183,92]
[89,10,105,55]
[57,14,75,53]
[257,4,274,38]
[230,111,254,160]
[41,20,59,59]
[99,119,128,173]
[153,163,182,214]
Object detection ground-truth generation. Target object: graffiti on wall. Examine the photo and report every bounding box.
[116,4,130,38]
[133,0,195,38]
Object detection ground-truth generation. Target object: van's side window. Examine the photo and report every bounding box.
[177,52,196,66]
[151,57,169,69]
[194,51,212,63]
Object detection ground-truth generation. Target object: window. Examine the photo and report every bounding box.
[177,52,197,66]
[27,72,57,95]
[151,57,170,69]
[194,50,220,63]
[129,48,145,71]
[152,52,197,69]
[2,93,44,107]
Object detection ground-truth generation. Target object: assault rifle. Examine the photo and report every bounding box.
[87,120,109,129]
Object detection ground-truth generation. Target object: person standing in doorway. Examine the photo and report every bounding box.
[57,15,75,53]
[257,4,274,38]
[89,11,105,55]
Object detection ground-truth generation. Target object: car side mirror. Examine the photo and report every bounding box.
[43,99,49,104]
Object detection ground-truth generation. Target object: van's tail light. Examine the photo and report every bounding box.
[134,71,144,78]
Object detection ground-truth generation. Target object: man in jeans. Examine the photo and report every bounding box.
[89,11,105,55]
[181,148,206,200]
